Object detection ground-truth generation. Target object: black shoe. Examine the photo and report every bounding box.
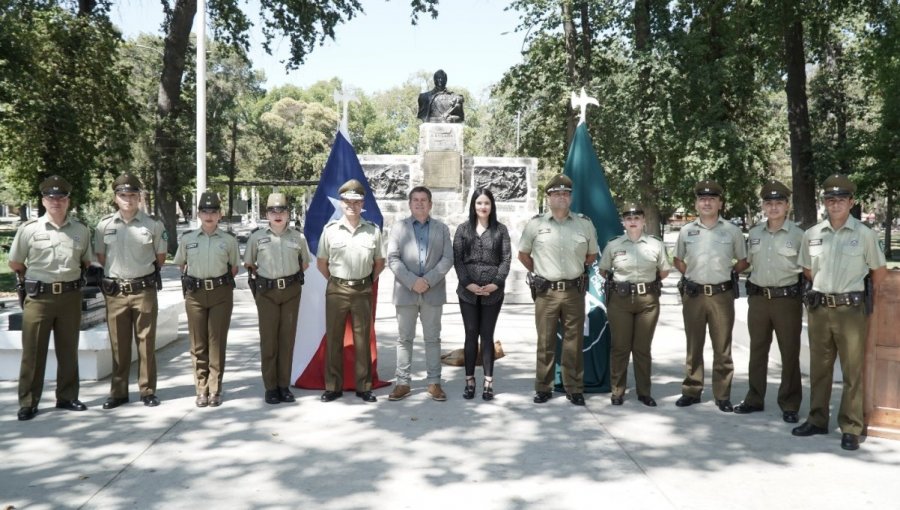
[278,387,296,403]
[463,379,476,400]
[265,390,281,404]
[195,395,209,408]
[56,399,87,412]
[209,394,222,407]
[792,421,829,437]
[567,393,585,406]
[482,387,494,401]
[638,395,657,407]
[841,433,860,451]
[610,395,624,406]
[533,391,552,404]
[733,402,762,414]
[716,399,733,412]
[782,411,799,423]
[320,390,343,402]
[355,391,377,402]
[141,395,160,407]
[675,395,700,407]
[17,406,38,421]
[102,397,129,409]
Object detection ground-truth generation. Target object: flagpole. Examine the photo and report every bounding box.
[195,0,207,227]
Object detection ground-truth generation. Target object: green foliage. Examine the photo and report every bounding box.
[0,1,137,208]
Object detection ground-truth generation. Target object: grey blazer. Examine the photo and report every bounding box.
[387,216,453,306]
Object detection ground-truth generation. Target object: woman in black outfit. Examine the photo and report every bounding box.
[453,188,511,400]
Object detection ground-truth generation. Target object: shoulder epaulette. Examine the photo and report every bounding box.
[182,229,194,236]
[250,227,261,234]
[100,213,115,221]
[21,219,38,227]
[576,212,587,218]
[531,213,542,219]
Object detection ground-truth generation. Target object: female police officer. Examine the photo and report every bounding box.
[599,202,671,407]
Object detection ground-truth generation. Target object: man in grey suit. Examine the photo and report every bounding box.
[387,186,454,401]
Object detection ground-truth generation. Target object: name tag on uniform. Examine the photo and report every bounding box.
[105,228,117,235]
[808,239,822,246]
[258,237,271,245]
[33,233,50,241]
[614,250,626,257]
[186,243,199,249]
[286,241,299,250]
[538,228,552,234]
[749,239,760,246]
[688,230,700,236]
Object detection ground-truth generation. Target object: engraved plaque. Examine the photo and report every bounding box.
[474,166,528,201]
[422,151,461,188]
[362,163,410,199]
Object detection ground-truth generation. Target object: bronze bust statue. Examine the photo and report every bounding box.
[417,69,465,123]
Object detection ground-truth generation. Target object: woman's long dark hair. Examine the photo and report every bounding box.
[468,188,498,231]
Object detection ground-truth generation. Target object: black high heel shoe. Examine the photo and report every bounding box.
[482,377,494,401]
[463,377,476,400]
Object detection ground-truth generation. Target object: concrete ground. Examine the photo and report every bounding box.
[2,270,900,510]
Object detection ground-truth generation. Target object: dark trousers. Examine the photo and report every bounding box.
[459,297,503,377]
[185,285,234,396]
[254,284,301,391]
[743,295,802,411]
[681,291,735,400]
[607,292,660,399]
[324,280,373,392]
[18,291,82,407]
[105,288,158,398]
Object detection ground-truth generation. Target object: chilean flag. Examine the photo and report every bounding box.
[292,131,390,390]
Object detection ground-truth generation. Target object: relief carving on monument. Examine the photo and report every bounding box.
[473,166,528,201]
[362,163,410,199]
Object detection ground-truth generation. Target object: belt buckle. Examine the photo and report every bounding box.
[763,287,772,300]
[204,279,215,291]
[276,278,286,290]
[636,282,646,295]
[52,282,63,295]
[703,284,713,296]
[556,281,567,291]
[825,294,837,308]
[121,282,133,294]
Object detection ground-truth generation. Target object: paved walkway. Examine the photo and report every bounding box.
[2,271,900,510]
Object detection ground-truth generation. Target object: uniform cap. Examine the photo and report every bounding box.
[621,202,644,216]
[113,174,142,193]
[545,174,573,194]
[694,180,723,197]
[40,175,71,197]
[198,191,221,211]
[821,174,855,197]
[339,179,366,200]
[761,179,791,200]
[266,193,288,211]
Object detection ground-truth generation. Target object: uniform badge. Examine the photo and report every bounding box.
[105,228,117,235]
[785,241,792,248]
[614,250,627,257]
[750,239,760,246]
[688,230,700,236]
[258,237,271,245]
[849,239,858,247]
[73,234,81,243]
[186,243,199,249]
[809,239,822,246]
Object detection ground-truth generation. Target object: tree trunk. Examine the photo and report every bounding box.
[578,1,592,84]
[562,1,578,146]
[154,0,197,253]
[886,189,894,259]
[633,0,661,236]
[783,6,816,228]
[228,117,238,224]
[831,41,850,174]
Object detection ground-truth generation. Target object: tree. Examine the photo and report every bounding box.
[0,1,137,209]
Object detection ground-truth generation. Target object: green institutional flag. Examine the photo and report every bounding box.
[554,122,623,393]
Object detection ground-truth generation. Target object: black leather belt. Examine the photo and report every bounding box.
[329,275,372,287]
[809,291,864,308]
[612,280,661,296]
[184,273,232,291]
[257,272,304,290]
[746,280,801,299]
[115,274,157,295]
[546,278,581,291]
[684,280,732,296]
[24,278,83,296]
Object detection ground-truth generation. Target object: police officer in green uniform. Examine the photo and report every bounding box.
[244,193,310,405]
[598,202,671,407]
[734,180,804,422]
[792,174,887,451]
[9,176,93,421]
[674,180,749,412]
[518,174,599,406]
[174,192,239,407]
[317,179,385,403]
[95,174,167,409]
